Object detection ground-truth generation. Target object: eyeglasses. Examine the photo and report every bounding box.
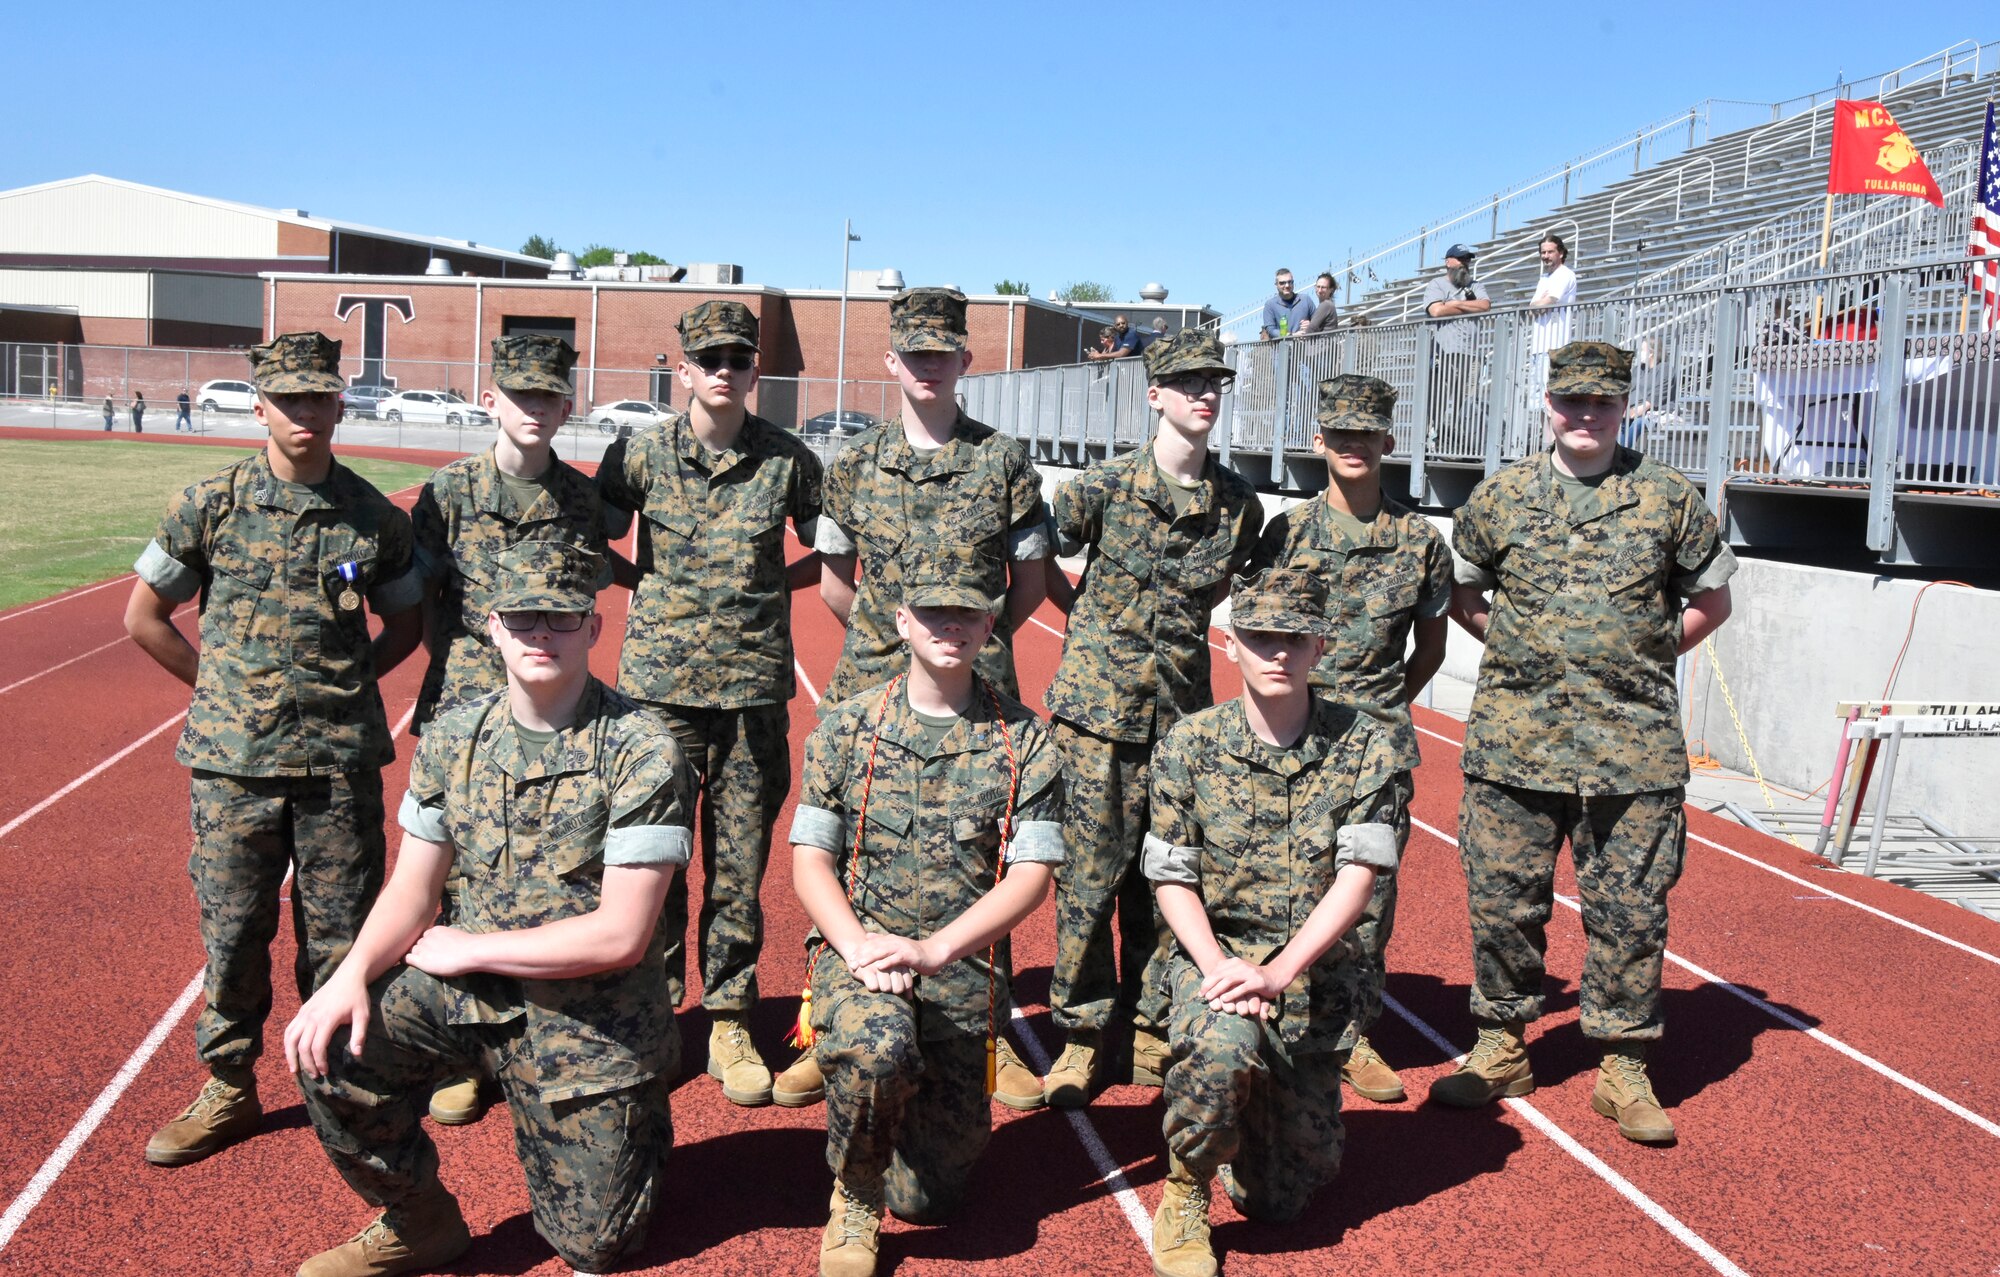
[1163,373,1233,397]
[496,609,591,632]
[689,351,754,373]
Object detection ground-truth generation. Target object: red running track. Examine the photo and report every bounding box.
[1,437,1998,1274]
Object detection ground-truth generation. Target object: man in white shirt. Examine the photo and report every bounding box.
[1521,233,1578,452]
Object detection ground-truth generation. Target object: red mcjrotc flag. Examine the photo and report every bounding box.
[1826,100,1945,206]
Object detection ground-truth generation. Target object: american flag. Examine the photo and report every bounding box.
[1973,100,2000,332]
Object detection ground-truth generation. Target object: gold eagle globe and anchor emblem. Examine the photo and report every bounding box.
[1875,130,1921,173]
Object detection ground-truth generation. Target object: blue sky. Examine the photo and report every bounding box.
[7,2,1984,316]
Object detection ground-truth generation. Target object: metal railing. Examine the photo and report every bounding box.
[964,260,1999,553]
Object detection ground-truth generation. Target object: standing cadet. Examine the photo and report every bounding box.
[1039,328,1263,1107]
[789,547,1064,1277]
[285,541,694,1277]
[783,285,1049,1110]
[596,300,823,1108]
[1248,374,1450,1104]
[122,331,424,1166]
[1433,340,1735,1144]
[409,332,613,1125]
[1144,569,1400,1277]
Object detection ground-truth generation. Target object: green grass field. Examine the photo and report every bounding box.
[0,440,436,610]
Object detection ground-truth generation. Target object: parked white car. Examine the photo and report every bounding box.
[375,389,491,426]
[194,379,258,413]
[591,400,674,438]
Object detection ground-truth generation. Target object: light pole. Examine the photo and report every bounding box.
[836,219,860,430]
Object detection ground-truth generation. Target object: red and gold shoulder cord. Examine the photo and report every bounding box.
[787,675,1022,1095]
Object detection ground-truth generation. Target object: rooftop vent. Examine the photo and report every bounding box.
[1139,282,1168,302]
[877,268,905,291]
[424,258,454,276]
[549,251,581,279]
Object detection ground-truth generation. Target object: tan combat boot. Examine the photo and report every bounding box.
[773,1051,826,1108]
[991,1036,1045,1111]
[1592,1044,1676,1144]
[818,1175,885,1277]
[1342,1035,1407,1104]
[296,1183,471,1277]
[1151,1157,1217,1277]
[1043,1029,1103,1108]
[708,1013,774,1107]
[1129,1024,1170,1087]
[426,1075,486,1126]
[1428,1020,1535,1108]
[145,1065,261,1166]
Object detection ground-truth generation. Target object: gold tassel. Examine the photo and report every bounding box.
[787,987,815,1050]
[984,1034,997,1095]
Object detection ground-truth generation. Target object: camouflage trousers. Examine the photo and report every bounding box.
[1341,770,1417,1051]
[1048,720,1168,1035]
[649,702,792,1010]
[299,963,676,1273]
[188,769,385,1068]
[1161,958,1345,1224]
[1458,777,1687,1042]
[812,962,989,1219]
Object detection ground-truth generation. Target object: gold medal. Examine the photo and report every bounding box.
[338,588,361,611]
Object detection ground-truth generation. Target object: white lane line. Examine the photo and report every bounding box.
[0,970,205,1253]
[1381,992,1748,1277]
[0,606,194,699]
[793,660,820,706]
[391,701,417,741]
[1005,1006,1152,1244]
[0,712,185,844]
[1407,724,2000,970]
[1409,813,2000,1142]
[0,575,134,624]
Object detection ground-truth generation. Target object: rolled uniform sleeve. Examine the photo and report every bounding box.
[1142,732,1202,886]
[1002,725,1066,864]
[136,485,209,603]
[400,729,453,843]
[367,506,424,616]
[1451,492,1501,590]
[1418,524,1454,617]
[1005,447,1049,561]
[818,444,861,556]
[1052,476,1101,560]
[602,730,696,867]
[1335,764,1405,876]
[790,713,855,852]
[1669,488,1737,598]
[397,790,449,844]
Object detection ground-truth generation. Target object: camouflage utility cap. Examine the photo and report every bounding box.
[1317,374,1396,433]
[491,334,578,394]
[902,545,1001,613]
[1144,328,1233,383]
[1230,568,1334,637]
[1547,341,1634,397]
[890,288,969,353]
[489,541,602,614]
[248,332,344,393]
[678,300,759,353]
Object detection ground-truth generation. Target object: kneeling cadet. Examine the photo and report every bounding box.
[286,541,695,1276]
[1144,569,1402,1277]
[789,546,1066,1277]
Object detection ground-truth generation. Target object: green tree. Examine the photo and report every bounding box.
[1058,280,1115,304]
[577,244,668,268]
[520,233,561,259]
[993,279,1030,295]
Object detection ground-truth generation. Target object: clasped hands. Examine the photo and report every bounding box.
[839,930,948,995]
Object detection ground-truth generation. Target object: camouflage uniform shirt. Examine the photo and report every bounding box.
[1046,449,1263,744]
[1453,448,1738,796]
[398,678,695,1102]
[816,413,1049,701]
[1250,494,1452,770]
[411,449,611,728]
[135,450,422,777]
[598,412,823,708]
[1143,696,1404,1054]
[789,678,1066,1041]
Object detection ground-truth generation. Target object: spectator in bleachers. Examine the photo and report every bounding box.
[1259,268,1316,340]
[1422,246,1491,450]
[1517,233,1579,452]
[1087,315,1144,361]
[1300,272,1340,334]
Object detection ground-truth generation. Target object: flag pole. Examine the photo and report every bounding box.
[1812,191,1834,334]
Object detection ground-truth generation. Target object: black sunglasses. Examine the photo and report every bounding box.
[496,609,591,633]
[689,351,754,373]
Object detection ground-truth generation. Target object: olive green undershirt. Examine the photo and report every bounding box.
[1553,467,1612,519]
[1155,464,1202,518]
[496,468,547,506]
[512,718,559,764]
[911,706,961,753]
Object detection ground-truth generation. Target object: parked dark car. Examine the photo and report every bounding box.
[800,410,880,436]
